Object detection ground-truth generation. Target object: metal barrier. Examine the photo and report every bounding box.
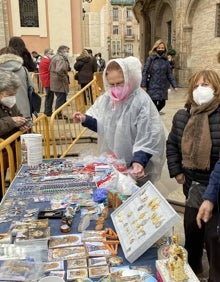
[0,114,50,195]
[31,71,79,97]
[49,78,100,158]
[0,76,102,195]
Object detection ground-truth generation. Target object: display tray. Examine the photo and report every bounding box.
[111,181,180,263]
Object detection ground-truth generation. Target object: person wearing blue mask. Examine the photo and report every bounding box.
[73,56,166,186]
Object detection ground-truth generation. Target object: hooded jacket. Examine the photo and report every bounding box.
[82,56,166,183]
[0,54,32,117]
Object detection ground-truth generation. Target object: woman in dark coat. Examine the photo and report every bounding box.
[0,70,29,200]
[141,39,178,112]
[166,69,220,281]
[74,49,97,104]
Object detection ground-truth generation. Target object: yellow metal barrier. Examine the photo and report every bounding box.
[0,115,50,196]
[0,75,103,195]
[49,78,100,158]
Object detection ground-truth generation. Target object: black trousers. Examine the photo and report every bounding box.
[44,87,54,116]
[152,99,166,112]
[184,205,220,281]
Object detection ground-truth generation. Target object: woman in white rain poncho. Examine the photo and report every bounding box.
[73,56,166,185]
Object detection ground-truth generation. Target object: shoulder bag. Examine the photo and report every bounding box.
[24,68,41,117]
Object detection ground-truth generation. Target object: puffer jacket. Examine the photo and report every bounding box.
[0,54,32,117]
[166,107,220,197]
[203,158,220,204]
[141,54,177,100]
[74,55,97,85]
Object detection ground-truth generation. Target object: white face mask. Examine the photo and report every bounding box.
[193,86,214,105]
[1,96,16,108]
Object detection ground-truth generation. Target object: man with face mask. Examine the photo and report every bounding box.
[73,56,166,186]
[0,70,30,200]
[141,39,178,112]
[166,69,220,281]
[50,45,71,119]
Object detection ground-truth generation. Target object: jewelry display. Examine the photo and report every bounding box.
[111,181,180,263]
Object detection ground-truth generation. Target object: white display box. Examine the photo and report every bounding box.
[111,181,180,263]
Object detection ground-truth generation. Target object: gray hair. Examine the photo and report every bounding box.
[44,48,53,55]
[57,45,69,53]
[0,70,21,93]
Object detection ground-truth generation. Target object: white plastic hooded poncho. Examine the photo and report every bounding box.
[86,56,166,182]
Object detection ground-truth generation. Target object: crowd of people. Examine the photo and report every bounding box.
[0,36,220,281]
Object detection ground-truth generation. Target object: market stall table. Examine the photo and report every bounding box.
[0,159,167,281]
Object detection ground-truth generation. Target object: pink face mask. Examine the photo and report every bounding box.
[110,85,130,102]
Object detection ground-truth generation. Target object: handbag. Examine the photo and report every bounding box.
[146,58,155,88]
[24,68,41,117]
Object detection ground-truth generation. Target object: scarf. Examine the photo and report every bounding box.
[181,98,219,170]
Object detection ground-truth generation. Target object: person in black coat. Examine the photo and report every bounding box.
[141,39,178,112]
[74,49,97,104]
[166,69,220,281]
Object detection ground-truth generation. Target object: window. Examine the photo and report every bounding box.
[112,40,121,57]
[167,20,172,46]
[19,0,39,27]
[124,44,133,56]
[113,25,119,35]
[113,8,119,21]
[216,4,220,37]
[127,8,133,20]
[126,26,132,36]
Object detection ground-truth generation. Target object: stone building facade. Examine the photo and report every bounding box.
[0,0,139,64]
[134,0,220,86]
[0,0,9,48]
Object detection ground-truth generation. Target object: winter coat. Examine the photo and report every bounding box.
[39,56,51,88]
[0,104,22,139]
[50,53,70,93]
[166,107,220,197]
[74,55,97,85]
[0,104,22,172]
[141,54,177,100]
[0,54,32,117]
[203,158,220,204]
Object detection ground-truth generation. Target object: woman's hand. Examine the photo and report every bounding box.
[196,200,214,228]
[12,116,27,127]
[130,162,145,179]
[73,112,86,123]
[175,173,185,184]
